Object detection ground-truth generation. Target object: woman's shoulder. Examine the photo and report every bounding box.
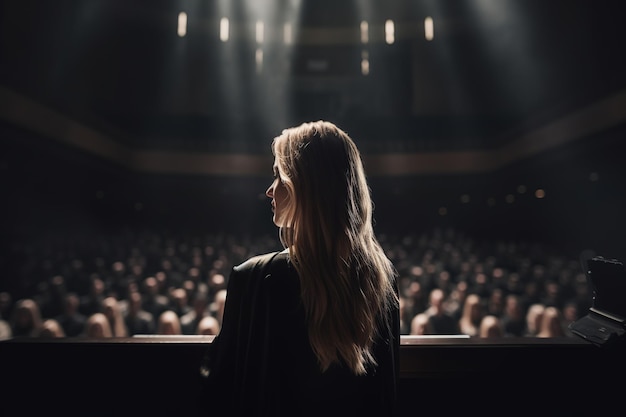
[233,249,288,273]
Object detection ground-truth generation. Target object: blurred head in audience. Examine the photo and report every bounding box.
[211,289,227,325]
[479,315,504,338]
[209,273,226,293]
[427,288,445,315]
[10,298,43,337]
[64,293,80,315]
[39,319,65,338]
[562,301,579,325]
[0,291,13,320]
[102,296,128,337]
[459,293,484,337]
[170,288,189,314]
[144,276,159,296]
[157,310,182,335]
[197,316,220,335]
[537,306,565,338]
[89,276,105,297]
[127,291,143,315]
[410,313,430,335]
[0,319,12,340]
[525,303,545,336]
[85,313,113,338]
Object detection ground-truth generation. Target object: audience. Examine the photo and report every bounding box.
[10,298,43,338]
[123,291,156,336]
[501,294,526,337]
[55,293,87,337]
[79,276,107,318]
[39,318,66,338]
[479,315,505,338]
[0,319,11,340]
[458,293,484,337]
[157,310,182,335]
[196,315,220,336]
[536,306,567,338]
[0,227,595,340]
[410,313,430,336]
[84,313,114,338]
[0,291,13,321]
[524,303,546,337]
[181,291,211,335]
[210,289,227,327]
[422,288,460,335]
[141,276,171,323]
[102,296,129,337]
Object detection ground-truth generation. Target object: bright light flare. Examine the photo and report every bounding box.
[385,19,395,44]
[361,50,369,75]
[360,21,369,44]
[256,20,264,44]
[424,16,434,41]
[220,17,229,42]
[177,12,187,37]
[284,22,292,44]
[255,48,263,73]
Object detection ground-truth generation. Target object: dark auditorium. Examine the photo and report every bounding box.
[1,1,625,416]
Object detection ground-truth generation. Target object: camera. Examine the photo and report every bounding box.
[568,256,626,347]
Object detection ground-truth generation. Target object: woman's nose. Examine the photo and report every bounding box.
[266,185,273,198]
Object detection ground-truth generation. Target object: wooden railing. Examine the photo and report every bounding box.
[1,335,622,416]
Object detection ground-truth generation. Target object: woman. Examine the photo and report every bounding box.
[536,306,566,338]
[479,315,504,338]
[458,293,484,337]
[201,121,400,417]
[38,318,66,338]
[102,296,129,337]
[157,310,183,335]
[10,298,43,338]
[84,312,114,338]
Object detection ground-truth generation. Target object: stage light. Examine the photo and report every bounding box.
[424,16,434,41]
[256,48,263,73]
[220,17,229,42]
[177,12,187,37]
[360,20,369,44]
[284,22,292,44]
[256,20,264,44]
[361,50,369,75]
[385,19,395,44]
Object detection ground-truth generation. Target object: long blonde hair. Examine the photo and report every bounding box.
[272,120,398,375]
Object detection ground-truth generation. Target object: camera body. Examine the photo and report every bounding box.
[568,256,626,347]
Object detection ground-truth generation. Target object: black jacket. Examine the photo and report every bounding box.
[200,251,400,417]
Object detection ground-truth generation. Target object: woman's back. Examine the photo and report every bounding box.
[202,251,399,417]
[200,121,399,416]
